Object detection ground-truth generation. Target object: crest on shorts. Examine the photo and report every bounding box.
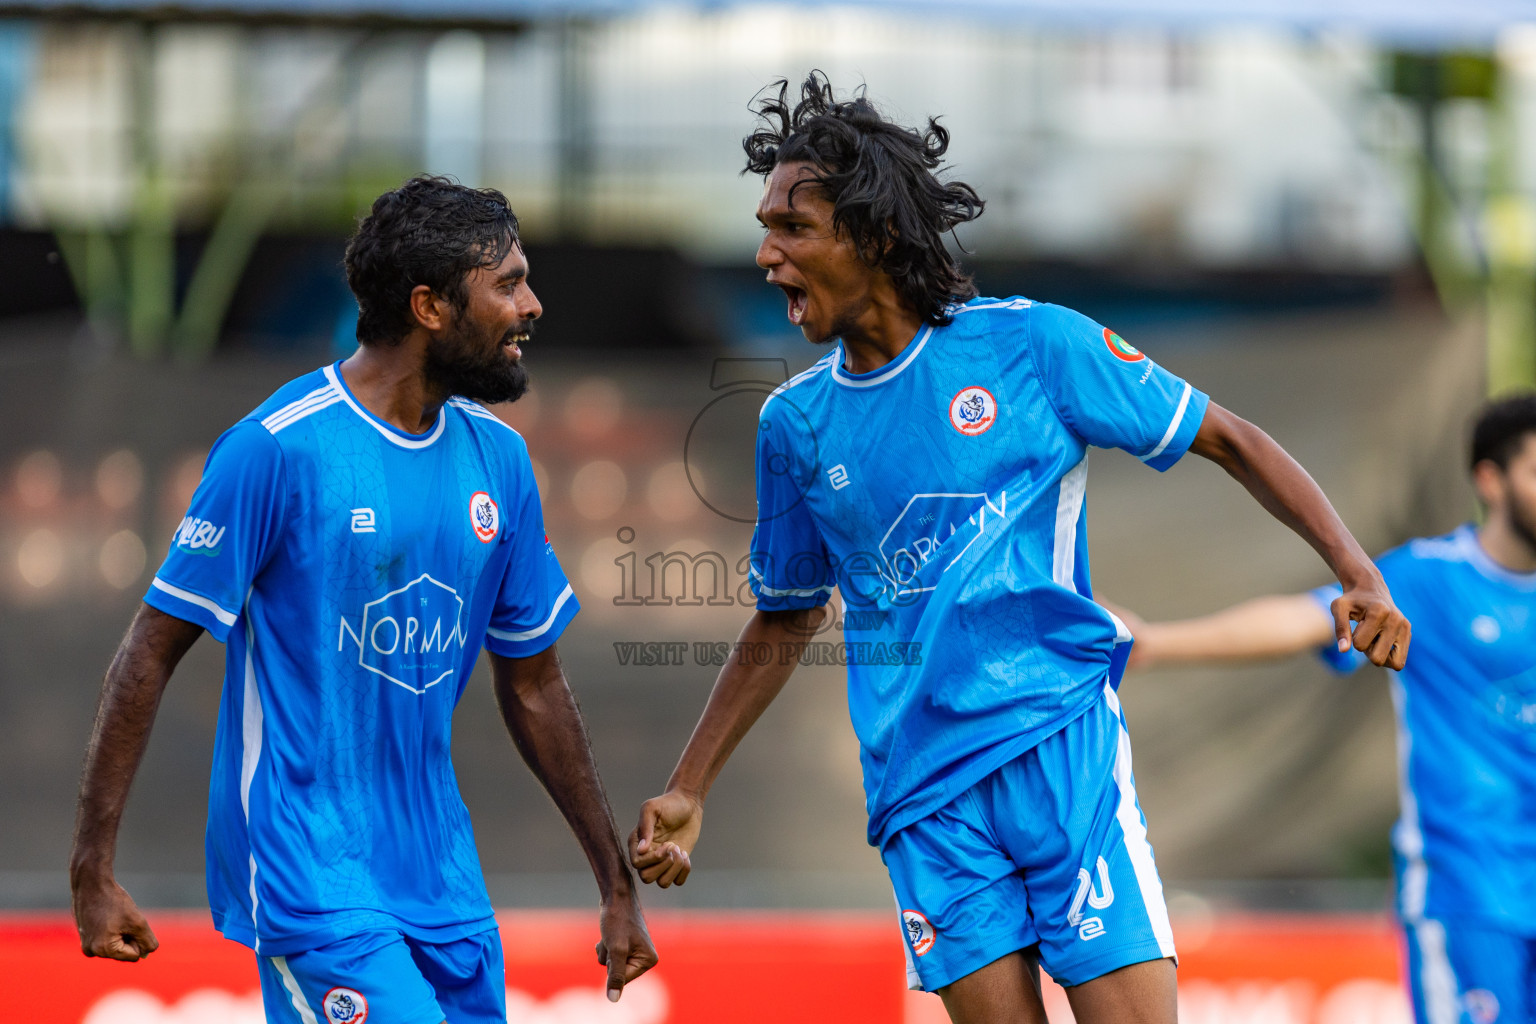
[469,491,499,543]
[322,987,368,1024]
[948,386,997,436]
[902,909,936,957]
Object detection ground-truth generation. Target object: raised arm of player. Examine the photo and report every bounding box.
[1190,403,1410,669]
[490,645,656,1003]
[627,606,827,889]
[70,604,205,961]
[1111,595,1336,670]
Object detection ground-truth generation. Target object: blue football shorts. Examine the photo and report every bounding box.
[256,925,506,1024]
[882,683,1178,992]
[1402,915,1535,1024]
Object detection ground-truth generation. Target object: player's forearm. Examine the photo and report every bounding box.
[665,607,825,802]
[493,648,635,902]
[1191,405,1380,588]
[70,606,201,884]
[1137,595,1335,667]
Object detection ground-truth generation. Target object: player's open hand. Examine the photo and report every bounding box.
[628,789,701,888]
[595,894,657,1003]
[72,876,158,961]
[1332,580,1410,670]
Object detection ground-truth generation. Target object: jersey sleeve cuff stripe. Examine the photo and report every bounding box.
[749,568,834,597]
[151,576,239,627]
[486,584,574,642]
[1140,383,1193,463]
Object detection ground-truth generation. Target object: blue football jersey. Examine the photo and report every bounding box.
[144,362,578,955]
[750,297,1210,847]
[1312,525,1536,934]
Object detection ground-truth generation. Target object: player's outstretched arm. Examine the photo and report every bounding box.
[1189,403,1409,669]
[1113,594,1336,670]
[70,604,204,961]
[489,645,656,1003]
[628,606,826,889]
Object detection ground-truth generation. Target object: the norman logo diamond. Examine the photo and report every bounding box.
[337,574,467,694]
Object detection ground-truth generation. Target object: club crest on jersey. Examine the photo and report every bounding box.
[948,386,997,436]
[469,491,499,543]
[322,987,368,1024]
[901,910,936,957]
[1103,327,1145,362]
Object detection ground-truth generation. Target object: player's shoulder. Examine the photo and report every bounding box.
[446,396,530,456]
[246,364,347,441]
[759,350,838,421]
[1376,527,1476,583]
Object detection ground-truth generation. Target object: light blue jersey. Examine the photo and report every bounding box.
[1312,525,1536,934]
[750,297,1209,847]
[145,362,578,955]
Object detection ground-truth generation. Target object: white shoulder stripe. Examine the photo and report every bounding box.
[151,576,239,627]
[260,383,338,432]
[264,392,343,434]
[486,584,574,643]
[450,398,522,434]
[762,356,834,411]
[748,566,834,598]
[950,298,1032,315]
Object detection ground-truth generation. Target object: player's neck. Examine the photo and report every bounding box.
[838,297,926,375]
[1476,515,1536,574]
[338,344,448,436]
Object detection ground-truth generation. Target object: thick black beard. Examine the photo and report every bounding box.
[425,317,531,404]
[1507,491,1536,558]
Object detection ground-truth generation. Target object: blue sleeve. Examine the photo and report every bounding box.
[485,448,578,658]
[748,401,834,611]
[1029,304,1210,471]
[143,420,288,643]
[1309,583,1366,674]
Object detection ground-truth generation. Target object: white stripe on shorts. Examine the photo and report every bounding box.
[270,956,320,1024]
[1105,685,1177,961]
[1411,918,1461,1024]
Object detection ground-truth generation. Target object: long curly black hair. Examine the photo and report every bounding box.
[743,73,985,327]
[345,175,519,346]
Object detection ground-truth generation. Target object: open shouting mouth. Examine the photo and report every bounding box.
[778,283,808,325]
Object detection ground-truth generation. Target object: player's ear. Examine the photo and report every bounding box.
[1472,459,1505,511]
[408,284,449,333]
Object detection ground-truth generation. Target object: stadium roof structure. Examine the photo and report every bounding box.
[0,0,1529,46]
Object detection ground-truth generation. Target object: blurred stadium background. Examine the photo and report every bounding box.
[0,0,1532,1021]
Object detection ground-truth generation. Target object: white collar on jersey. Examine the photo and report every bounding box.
[323,362,447,450]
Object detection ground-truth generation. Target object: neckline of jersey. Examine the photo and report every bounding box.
[830,323,936,389]
[1457,523,1536,591]
[323,362,447,449]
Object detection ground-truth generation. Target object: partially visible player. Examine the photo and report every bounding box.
[627,74,1409,1024]
[69,176,655,1023]
[1119,393,1536,1024]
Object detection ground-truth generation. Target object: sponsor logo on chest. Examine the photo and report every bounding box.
[337,574,467,695]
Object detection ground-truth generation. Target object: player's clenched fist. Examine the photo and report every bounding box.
[628,790,702,888]
[1332,577,1411,671]
[72,877,158,961]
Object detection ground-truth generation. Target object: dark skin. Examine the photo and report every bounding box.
[70,243,656,1003]
[628,160,1410,1024]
